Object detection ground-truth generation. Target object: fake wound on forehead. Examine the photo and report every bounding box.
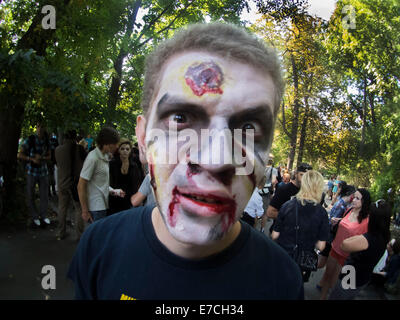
[184,61,223,96]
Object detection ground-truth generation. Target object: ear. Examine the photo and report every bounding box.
[135,115,147,164]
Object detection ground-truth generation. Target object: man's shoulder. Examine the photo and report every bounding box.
[246,225,295,265]
[276,181,291,192]
[81,207,151,246]
[55,141,71,154]
[273,182,297,199]
[82,148,100,165]
[92,207,147,229]
[244,226,303,297]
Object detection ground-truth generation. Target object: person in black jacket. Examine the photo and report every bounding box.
[272,170,330,282]
[108,139,144,215]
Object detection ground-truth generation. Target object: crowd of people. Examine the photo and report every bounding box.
[250,161,400,299]
[18,123,400,300]
[13,22,400,300]
[17,123,151,240]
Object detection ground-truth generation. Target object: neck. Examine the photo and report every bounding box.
[120,155,129,162]
[151,207,241,260]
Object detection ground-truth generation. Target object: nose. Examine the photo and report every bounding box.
[185,118,244,186]
[187,161,236,187]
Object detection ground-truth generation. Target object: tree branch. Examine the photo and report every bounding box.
[133,1,175,47]
[280,102,292,139]
[136,1,194,49]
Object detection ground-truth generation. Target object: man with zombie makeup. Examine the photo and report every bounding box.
[68,23,303,300]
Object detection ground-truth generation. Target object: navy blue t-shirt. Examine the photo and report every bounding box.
[67,206,304,300]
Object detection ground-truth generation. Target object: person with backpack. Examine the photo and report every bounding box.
[271,170,330,282]
[18,120,51,227]
[266,163,312,234]
[55,130,87,240]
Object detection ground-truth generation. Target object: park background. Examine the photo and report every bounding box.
[1,0,400,223]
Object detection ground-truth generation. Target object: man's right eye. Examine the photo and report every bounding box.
[164,112,192,130]
[169,113,187,123]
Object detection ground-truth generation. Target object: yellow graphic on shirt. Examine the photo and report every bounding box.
[120,293,136,300]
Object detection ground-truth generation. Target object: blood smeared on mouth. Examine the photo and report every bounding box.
[167,163,238,232]
[184,61,223,96]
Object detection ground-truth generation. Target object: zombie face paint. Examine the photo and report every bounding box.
[137,51,276,246]
[184,61,224,96]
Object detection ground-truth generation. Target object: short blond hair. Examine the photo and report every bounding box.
[141,22,284,116]
[295,170,325,206]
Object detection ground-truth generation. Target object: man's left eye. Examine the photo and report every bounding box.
[243,123,255,130]
[242,122,261,133]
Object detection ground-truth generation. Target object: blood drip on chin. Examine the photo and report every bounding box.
[149,163,156,192]
[186,164,237,233]
[220,201,237,233]
[168,186,180,227]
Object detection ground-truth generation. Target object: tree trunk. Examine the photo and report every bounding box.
[106,53,125,126]
[297,96,310,166]
[106,1,142,125]
[360,77,368,154]
[1,0,71,217]
[287,54,300,170]
[336,147,342,175]
[0,101,25,215]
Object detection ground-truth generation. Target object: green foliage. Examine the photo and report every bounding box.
[2,0,400,218]
[0,48,45,110]
[250,0,400,201]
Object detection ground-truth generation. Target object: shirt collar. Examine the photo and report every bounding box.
[95,147,111,162]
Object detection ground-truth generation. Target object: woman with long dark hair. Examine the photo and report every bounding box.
[319,188,371,299]
[329,200,391,299]
[108,139,143,215]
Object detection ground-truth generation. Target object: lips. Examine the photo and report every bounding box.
[178,190,236,217]
[167,186,237,230]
